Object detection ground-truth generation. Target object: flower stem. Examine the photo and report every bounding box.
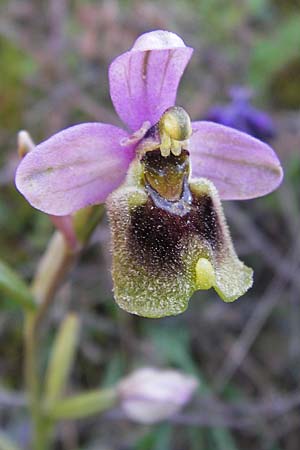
[24,232,79,450]
[24,312,40,447]
[25,312,54,450]
[32,232,78,328]
[24,205,103,449]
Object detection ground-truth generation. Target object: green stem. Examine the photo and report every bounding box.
[50,388,117,420]
[25,311,54,450]
[31,232,78,328]
[24,312,45,450]
[24,232,79,450]
[24,207,102,449]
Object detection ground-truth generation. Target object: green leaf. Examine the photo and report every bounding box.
[101,352,124,388]
[0,259,36,311]
[0,432,21,450]
[50,388,117,420]
[187,428,205,450]
[135,424,172,450]
[44,314,80,408]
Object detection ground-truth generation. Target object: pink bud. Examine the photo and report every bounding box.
[118,368,198,424]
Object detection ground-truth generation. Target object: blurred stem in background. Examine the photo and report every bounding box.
[21,203,113,449]
[24,232,78,450]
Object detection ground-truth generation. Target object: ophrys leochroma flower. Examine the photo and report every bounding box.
[16,30,283,318]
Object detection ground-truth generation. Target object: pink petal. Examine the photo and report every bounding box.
[189,121,283,200]
[109,30,193,131]
[15,123,135,215]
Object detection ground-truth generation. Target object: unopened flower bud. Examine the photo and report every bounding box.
[18,130,35,158]
[117,368,198,424]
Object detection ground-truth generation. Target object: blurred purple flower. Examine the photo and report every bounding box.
[15,31,283,317]
[205,87,276,142]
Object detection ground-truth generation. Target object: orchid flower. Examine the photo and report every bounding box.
[15,30,283,318]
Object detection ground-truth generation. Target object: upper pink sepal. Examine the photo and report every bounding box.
[15,123,135,215]
[109,30,193,131]
[189,121,283,200]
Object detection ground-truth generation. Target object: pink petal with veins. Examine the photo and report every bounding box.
[16,123,135,215]
[189,121,283,200]
[109,30,193,131]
